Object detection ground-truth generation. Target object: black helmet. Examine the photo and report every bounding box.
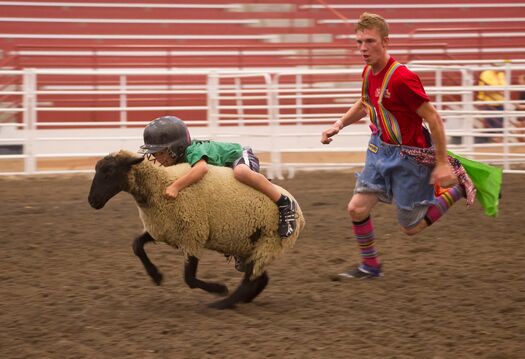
[139,116,191,162]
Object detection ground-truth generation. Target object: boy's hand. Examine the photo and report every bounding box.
[163,159,208,200]
[164,183,179,199]
[321,121,342,144]
[321,127,338,144]
[431,162,458,188]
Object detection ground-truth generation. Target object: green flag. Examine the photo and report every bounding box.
[448,152,503,217]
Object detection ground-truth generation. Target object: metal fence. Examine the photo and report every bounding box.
[1,61,525,177]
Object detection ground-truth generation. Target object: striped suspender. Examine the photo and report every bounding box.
[362,61,403,145]
[361,66,377,127]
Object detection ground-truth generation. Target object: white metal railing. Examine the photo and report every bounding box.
[1,63,525,177]
[301,3,525,9]
[318,17,525,25]
[0,2,242,9]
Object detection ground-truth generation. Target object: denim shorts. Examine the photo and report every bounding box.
[355,134,436,227]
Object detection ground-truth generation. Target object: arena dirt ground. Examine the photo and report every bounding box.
[1,170,524,358]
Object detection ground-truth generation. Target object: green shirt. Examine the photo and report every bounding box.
[184,140,243,167]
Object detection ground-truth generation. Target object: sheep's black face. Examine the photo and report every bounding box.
[88,154,143,209]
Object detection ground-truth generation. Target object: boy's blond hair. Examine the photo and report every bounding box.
[355,12,389,39]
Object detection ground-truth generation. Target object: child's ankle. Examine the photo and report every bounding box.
[276,194,288,206]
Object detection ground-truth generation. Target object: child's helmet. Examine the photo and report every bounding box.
[139,116,191,163]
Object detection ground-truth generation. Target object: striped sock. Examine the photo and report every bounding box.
[353,216,380,268]
[424,185,465,225]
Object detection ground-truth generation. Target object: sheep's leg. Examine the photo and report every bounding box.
[132,232,163,285]
[209,262,267,309]
[184,256,228,295]
[243,271,269,303]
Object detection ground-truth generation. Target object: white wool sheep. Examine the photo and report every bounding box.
[88,150,305,309]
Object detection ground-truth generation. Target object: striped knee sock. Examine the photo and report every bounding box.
[353,216,380,268]
[424,185,465,225]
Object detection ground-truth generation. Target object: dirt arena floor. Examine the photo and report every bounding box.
[1,170,524,358]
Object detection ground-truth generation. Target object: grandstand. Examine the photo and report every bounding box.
[1,0,524,68]
[0,0,524,175]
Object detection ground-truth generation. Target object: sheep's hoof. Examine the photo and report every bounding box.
[150,272,163,286]
[208,299,236,310]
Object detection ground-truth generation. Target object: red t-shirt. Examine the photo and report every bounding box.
[363,56,430,147]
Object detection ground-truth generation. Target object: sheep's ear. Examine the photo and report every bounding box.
[125,156,145,167]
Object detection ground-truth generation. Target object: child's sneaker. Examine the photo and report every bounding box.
[338,263,383,279]
[277,196,297,238]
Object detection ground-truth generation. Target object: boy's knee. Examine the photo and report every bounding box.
[400,220,427,236]
[347,202,369,221]
[401,226,418,236]
[233,165,253,182]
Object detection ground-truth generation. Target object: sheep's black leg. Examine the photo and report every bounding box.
[243,271,269,303]
[184,256,228,295]
[209,262,267,309]
[132,232,163,285]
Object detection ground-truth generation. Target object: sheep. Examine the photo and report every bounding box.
[88,150,305,309]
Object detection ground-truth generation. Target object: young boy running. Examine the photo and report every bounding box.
[321,13,463,279]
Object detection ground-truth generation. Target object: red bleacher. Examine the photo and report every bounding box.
[1,0,524,66]
[1,0,524,126]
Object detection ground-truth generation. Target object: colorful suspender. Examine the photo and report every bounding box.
[362,61,403,145]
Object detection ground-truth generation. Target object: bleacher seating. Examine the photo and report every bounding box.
[1,0,524,68]
[1,0,524,127]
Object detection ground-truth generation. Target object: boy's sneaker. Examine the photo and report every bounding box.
[338,263,383,279]
[277,196,297,238]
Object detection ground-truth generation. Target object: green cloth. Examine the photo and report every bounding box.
[448,151,502,217]
[185,140,243,167]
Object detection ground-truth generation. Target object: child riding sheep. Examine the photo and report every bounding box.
[88,150,305,309]
[139,116,298,243]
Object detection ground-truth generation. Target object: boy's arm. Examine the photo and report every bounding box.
[165,159,208,199]
[417,101,456,187]
[321,99,367,144]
